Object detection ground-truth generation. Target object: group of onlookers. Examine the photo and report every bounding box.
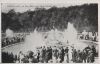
[78,31,98,41]
[2,45,98,63]
[2,34,25,47]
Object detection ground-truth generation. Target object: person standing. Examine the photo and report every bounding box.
[60,47,64,63]
[52,48,58,63]
[77,50,83,63]
[37,50,40,62]
[57,48,61,63]
[49,46,52,60]
[42,46,46,63]
[18,51,25,63]
[84,46,91,62]
[45,47,50,63]
[64,47,69,63]
[91,45,96,57]
[72,49,77,62]
[90,45,96,63]
[81,50,87,63]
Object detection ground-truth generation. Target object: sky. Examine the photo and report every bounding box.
[1,3,90,13]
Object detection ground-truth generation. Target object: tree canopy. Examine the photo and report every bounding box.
[2,4,98,32]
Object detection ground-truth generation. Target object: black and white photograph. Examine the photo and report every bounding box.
[1,3,99,63]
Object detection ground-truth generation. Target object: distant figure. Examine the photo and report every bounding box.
[77,50,82,63]
[45,47,50,63]
[27,51,38,63]
[37,50,40,62]
[49,46,52,60]
[91,45,96,57]
[84,46,91,62]
[18,51,25,63]
[57,48,61,63]
[42,46,46,63]
[82,30,88,40]
[64,47,69,63]
[87,50,93,63]
[52,49,58,63]
[82,50,87,63]
[72,49,77,62]
[91,45,96,63]
[60,47,64,63]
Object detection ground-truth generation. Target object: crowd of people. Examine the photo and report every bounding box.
[2,34,25,47]
[2,52,17,63]
[1,31,98,63]
[78,31,98,42]
[2,45,98,63]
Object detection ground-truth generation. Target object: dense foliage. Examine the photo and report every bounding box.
[2,4,98,32]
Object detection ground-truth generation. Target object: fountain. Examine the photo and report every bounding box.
[21,29,46,53]
[63,22,78,45]
[5,28,14,38]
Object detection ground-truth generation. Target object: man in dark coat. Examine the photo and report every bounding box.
[91,45,96,63]
[49,46,52,60]
[42,46,46,62]
[60,47,64,63]
[81,50,87,63]
[45,47,50,63]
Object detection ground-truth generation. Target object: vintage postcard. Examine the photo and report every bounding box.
[0,0,99,63]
